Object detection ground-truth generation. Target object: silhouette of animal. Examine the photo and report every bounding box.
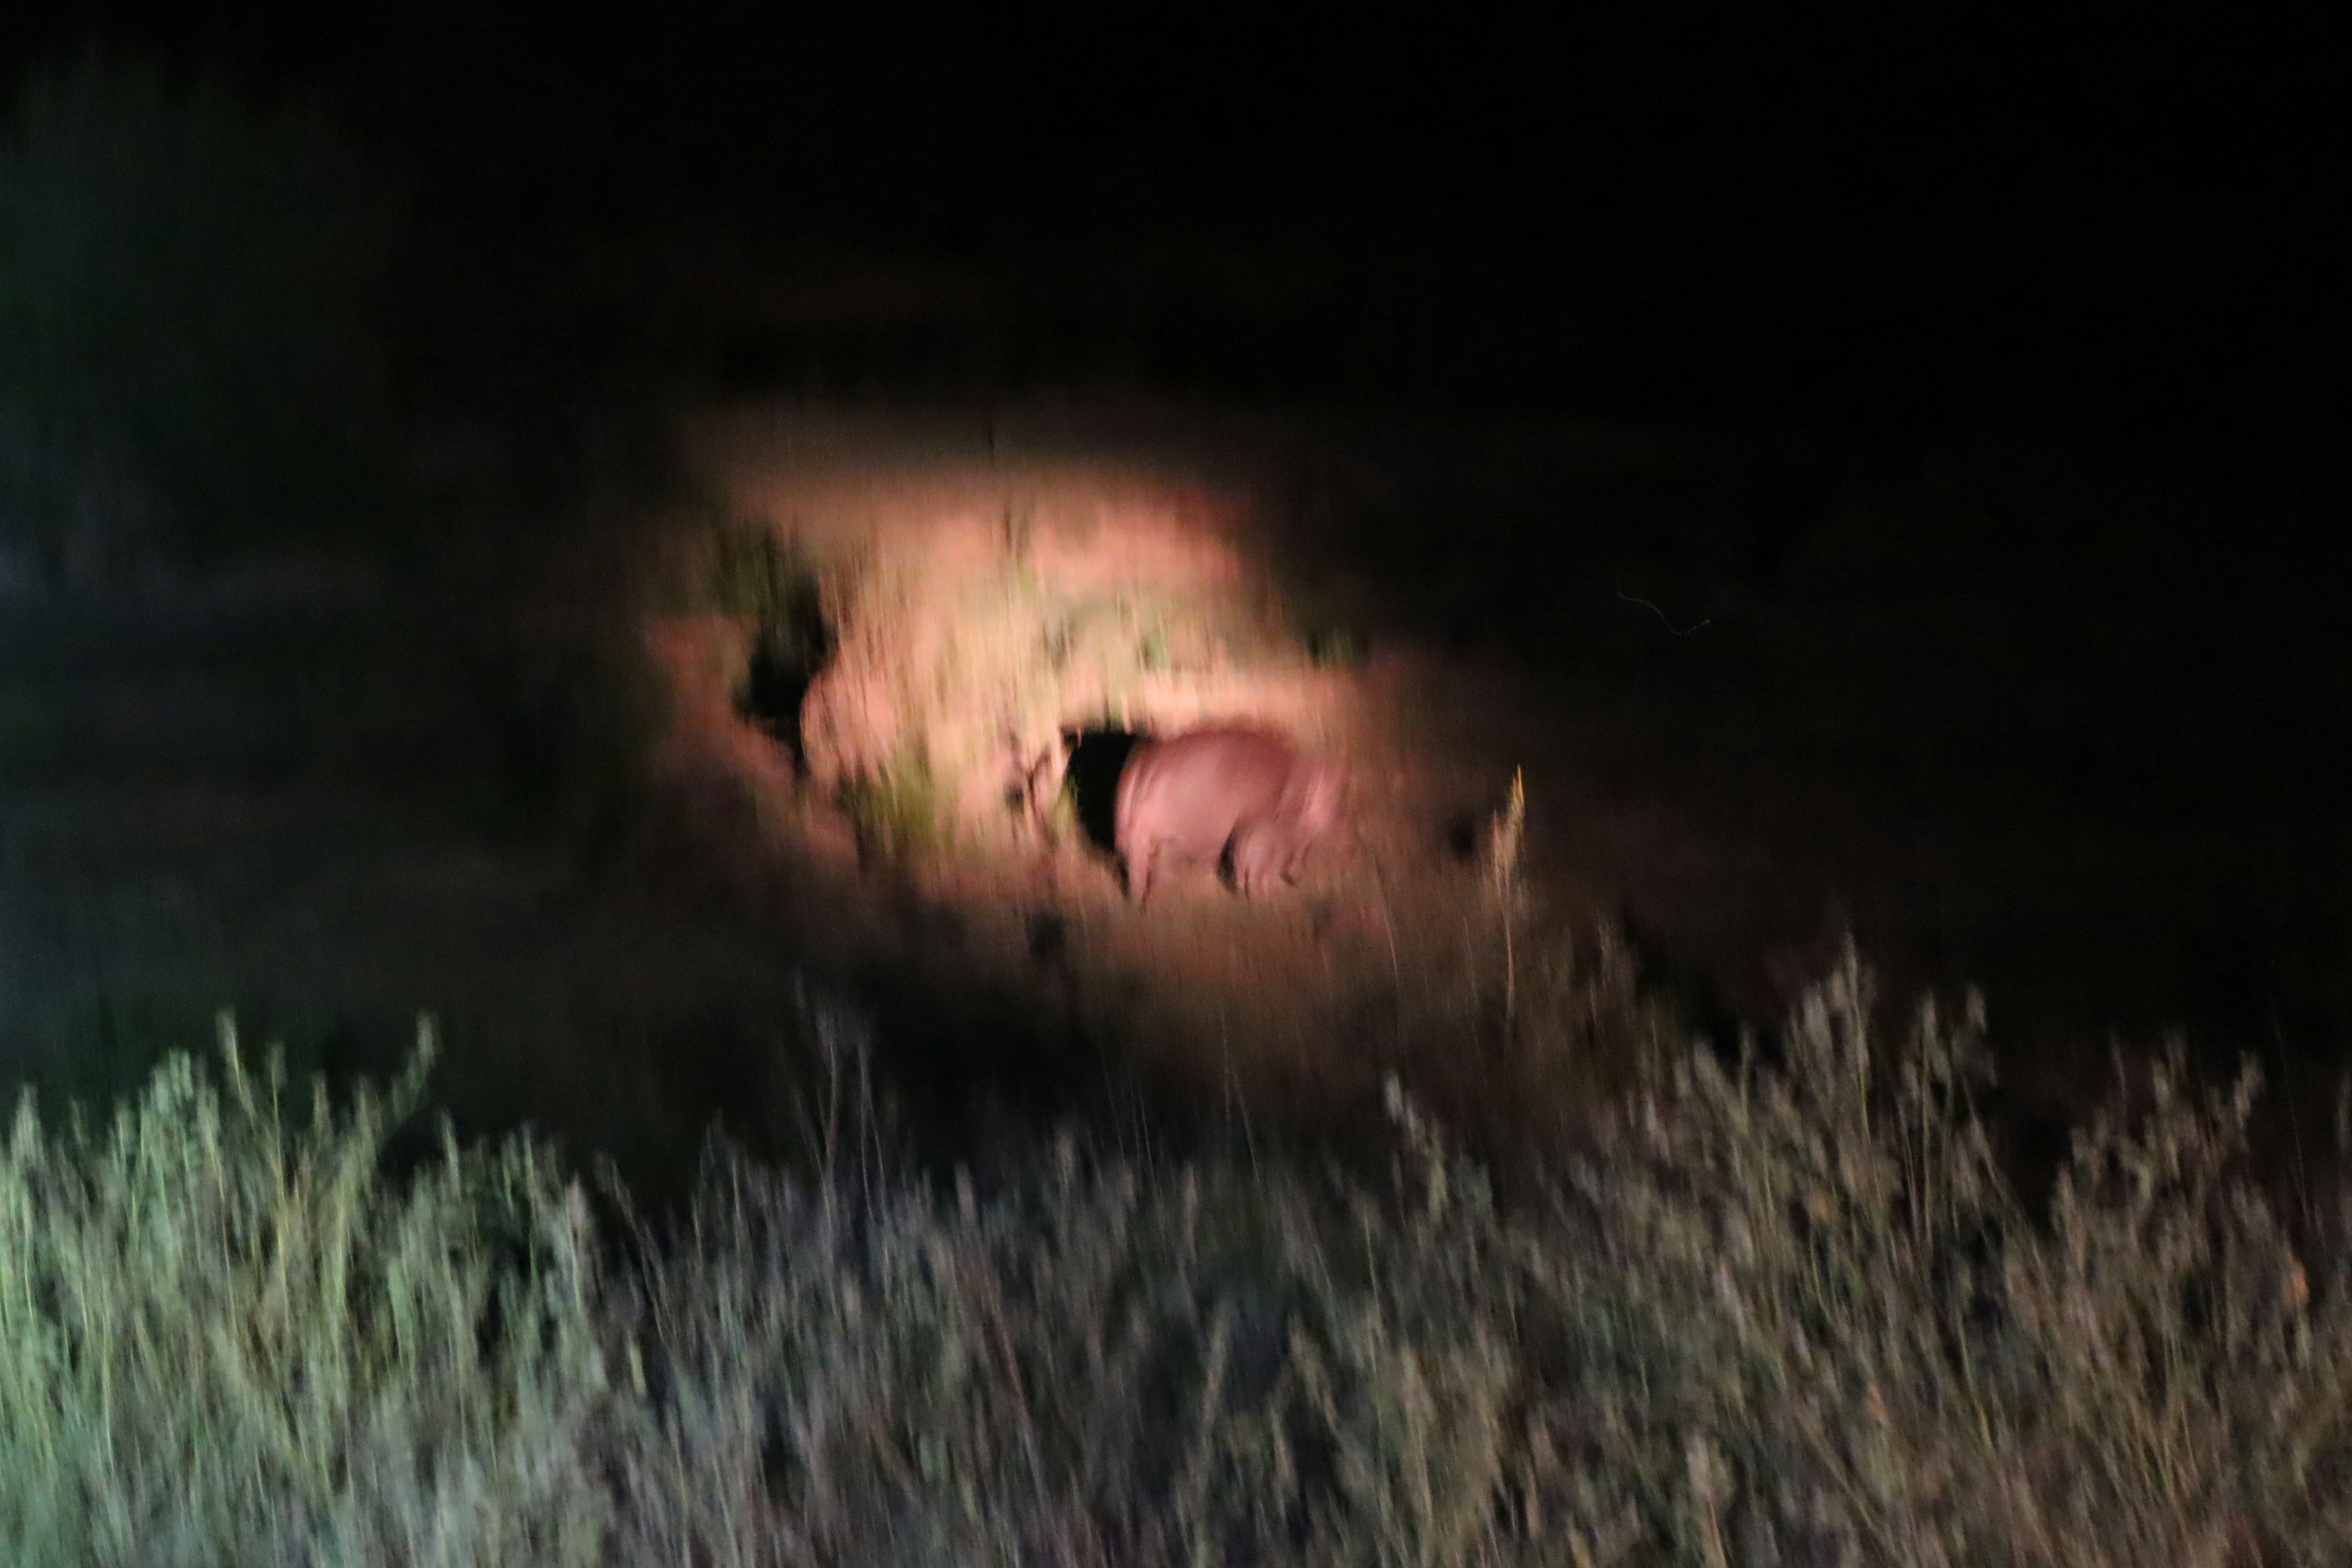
[1114,726,1342,904]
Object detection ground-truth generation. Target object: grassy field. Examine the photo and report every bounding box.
[6,952,2349,1566]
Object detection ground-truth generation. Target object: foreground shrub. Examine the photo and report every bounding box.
[0,1020,612,1567]
[1521,954,2352,1566]
[6,957,2351,1564]
[608,1115,1512,1567]
[0,55,396,575]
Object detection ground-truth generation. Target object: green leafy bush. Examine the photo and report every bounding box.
[0,55,398,571]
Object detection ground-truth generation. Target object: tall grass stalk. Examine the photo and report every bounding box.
[1486,768,1527,1042]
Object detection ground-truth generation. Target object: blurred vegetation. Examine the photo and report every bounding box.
[698,518,824,627]
[0,53,399,576]
[1303,623,1372,671]
[700,521,835,748]
[6,955,2350,1566]
[836,736,952,866]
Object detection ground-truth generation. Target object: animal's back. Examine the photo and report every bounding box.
[1117,726,1333,903]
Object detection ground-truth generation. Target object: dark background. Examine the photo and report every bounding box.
[4,4,2343,442]
[2,1,2348,1170]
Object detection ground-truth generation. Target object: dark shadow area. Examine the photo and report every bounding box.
[1025,908,1069,965]
[831,946,1153,1190]
[1,14,2341,1244]
[1062,726,1144,860]
[1614,912,1751,1067]
[835,954,1414,1202]
[735,595,834,775]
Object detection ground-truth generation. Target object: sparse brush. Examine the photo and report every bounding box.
[1514,948,2352,1566]
[12,952,2352,1566]
[701,518,825,632]
[0,1016,614,1567]
[606,1107,1519,1568]
[837,737,952,865]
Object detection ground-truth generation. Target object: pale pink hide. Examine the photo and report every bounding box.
[1115,727,1342,904]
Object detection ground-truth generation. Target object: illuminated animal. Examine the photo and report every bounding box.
[1115,726,1342,904]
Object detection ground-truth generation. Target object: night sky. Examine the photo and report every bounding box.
[2,4,2344,432]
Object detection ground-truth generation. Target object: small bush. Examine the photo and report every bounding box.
[1515,952,2352,1566]
[836,738,953,865]
[606,1104,1517,1568]
[0,1019,613,1567]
